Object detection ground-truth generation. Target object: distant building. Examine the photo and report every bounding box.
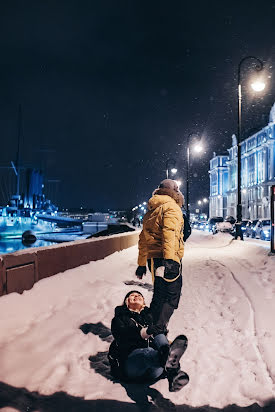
[209,153,229,218]
[209,103,275,219]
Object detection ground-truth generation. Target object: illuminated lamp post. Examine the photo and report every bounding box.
[235,56,265,240]
[186,133,203,219]
[197,200,202,214]
[197,198,208,216]
[166,159,177,179]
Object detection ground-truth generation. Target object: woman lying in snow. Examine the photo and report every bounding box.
[108,290,189,392]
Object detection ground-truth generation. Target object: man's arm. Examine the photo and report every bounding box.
[137,229,148,266]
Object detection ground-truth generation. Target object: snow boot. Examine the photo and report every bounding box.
[165,335,188,369]
[165,335,188,391]
[168,369,189,392]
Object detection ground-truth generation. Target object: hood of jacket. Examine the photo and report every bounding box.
[148,187,184,210]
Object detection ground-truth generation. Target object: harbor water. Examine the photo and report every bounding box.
[0,238,56,255]
[0,223,108,255]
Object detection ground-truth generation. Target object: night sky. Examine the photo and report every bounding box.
[0,1,275,211]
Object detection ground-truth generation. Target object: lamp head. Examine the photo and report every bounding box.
[251,81,265,92]
[193,143,203,153]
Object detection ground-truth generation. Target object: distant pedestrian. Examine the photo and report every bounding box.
[135,179,185,336]
[132,217,140,227]
[234,221,244,240]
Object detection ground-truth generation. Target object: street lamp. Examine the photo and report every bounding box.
[166,159,177,179]
[186,133,203,219]
[193,143,203,153]
[235,56,265,240]
[251,81,265,92]
[197,198,209,217]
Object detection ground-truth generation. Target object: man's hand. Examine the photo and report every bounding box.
[135,266,146,279]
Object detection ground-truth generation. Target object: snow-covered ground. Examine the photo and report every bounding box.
[0,231,275,411]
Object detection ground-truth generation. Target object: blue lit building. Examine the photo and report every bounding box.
[209,104,275,219]
[209,153,229,218]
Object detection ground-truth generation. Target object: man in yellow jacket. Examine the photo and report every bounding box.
[135,179,185,337]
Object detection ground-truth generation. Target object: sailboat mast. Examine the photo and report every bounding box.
[15,104,23,196]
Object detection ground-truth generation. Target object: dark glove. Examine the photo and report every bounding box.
[135,266,146,279]
[163,259,180,278]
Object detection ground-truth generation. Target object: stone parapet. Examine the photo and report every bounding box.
[0,231,140,297]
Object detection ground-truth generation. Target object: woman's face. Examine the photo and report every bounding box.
[127,292,145,311]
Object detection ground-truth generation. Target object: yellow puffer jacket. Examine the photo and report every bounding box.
[138,188,184,266]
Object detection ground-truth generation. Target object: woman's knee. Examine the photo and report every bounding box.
[125,348,156,378]
[147,366,164,381]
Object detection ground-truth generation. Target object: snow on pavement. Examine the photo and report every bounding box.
[0,230,274,411]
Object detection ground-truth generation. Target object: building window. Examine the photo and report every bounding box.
[258,150,263,183]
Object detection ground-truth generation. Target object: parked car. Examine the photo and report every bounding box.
[208,217,224,232]
[245,219,258,238]
[198,221,207,230]
[254,219,271,241]
[204,222,210,231]
[191,220,200,229]
[212,221,233,234]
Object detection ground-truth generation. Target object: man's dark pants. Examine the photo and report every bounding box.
[147,258,182,335]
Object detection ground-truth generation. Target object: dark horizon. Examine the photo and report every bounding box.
[0,1,275,211]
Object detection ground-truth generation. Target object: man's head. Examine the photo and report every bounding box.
[124,290,145,311]
[159,179,179,192]
[153,179,184,207]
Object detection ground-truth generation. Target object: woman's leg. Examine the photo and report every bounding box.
[125,347,164,381]
[152,333,170,367]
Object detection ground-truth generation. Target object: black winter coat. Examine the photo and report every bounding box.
[109,304,154,378]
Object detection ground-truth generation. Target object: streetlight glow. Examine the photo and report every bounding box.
[203,198,208,203]
[251,81,265,92]
[193,143,203,153]
[175,180,182,187]
[166,158,177,179]
[198,200,202,205]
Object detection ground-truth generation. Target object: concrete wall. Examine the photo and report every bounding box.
[0,231,139,297]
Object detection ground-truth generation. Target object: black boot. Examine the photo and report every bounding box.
[166,368,189,392]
